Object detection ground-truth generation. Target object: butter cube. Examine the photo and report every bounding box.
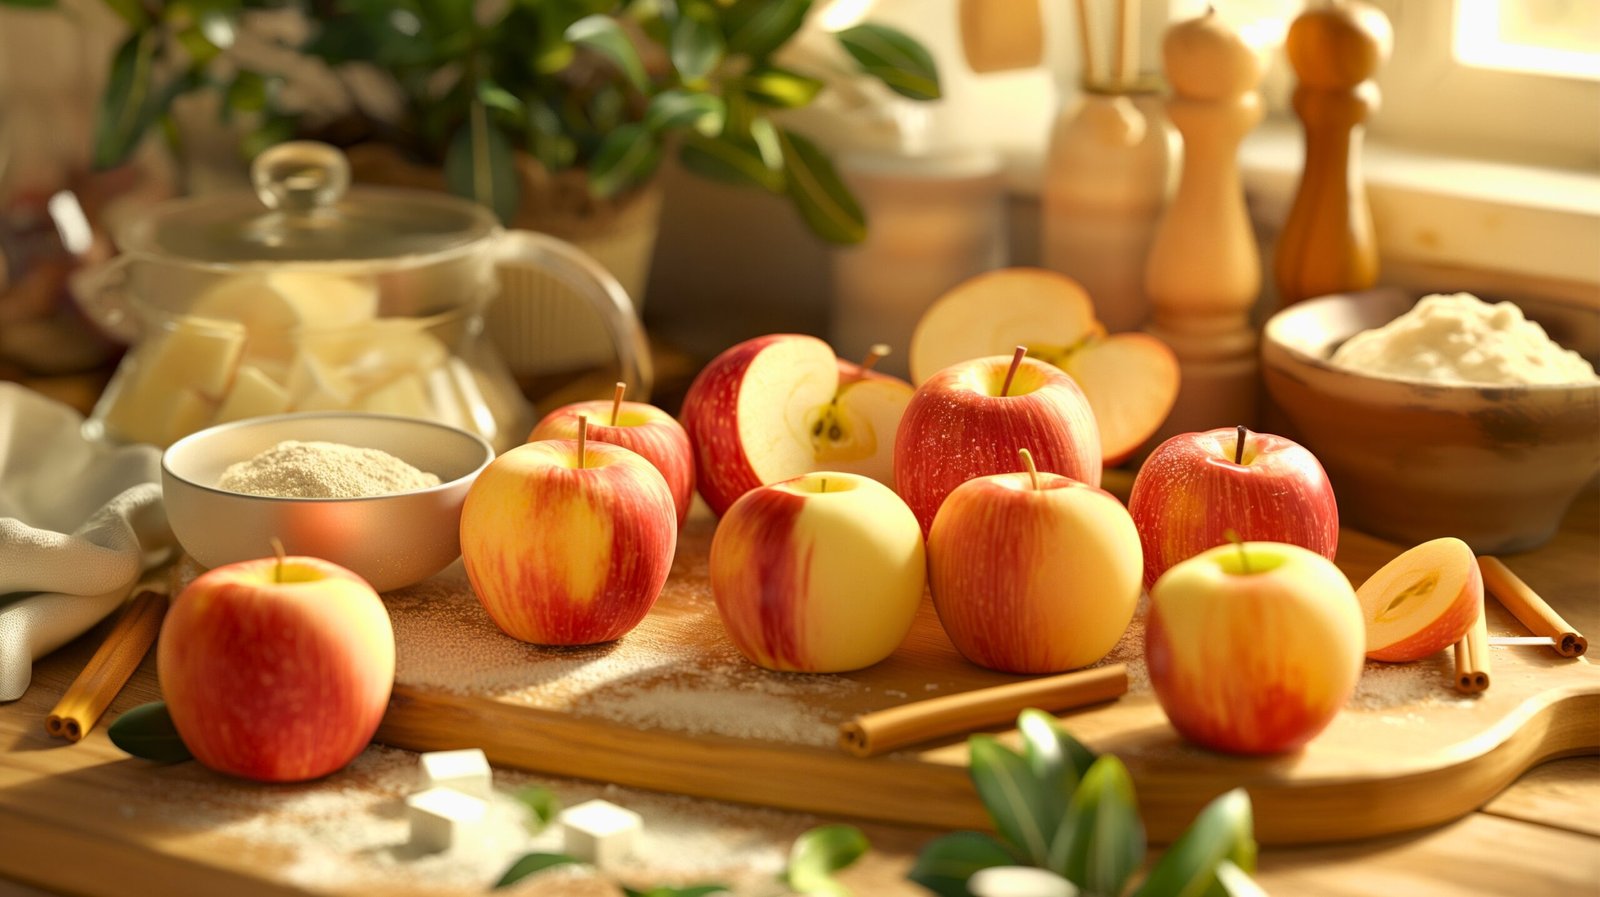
[161,390,215,445]
[286,351,355,411]
[142,317,246,399]
[406,787,490,854]
[417,749,492,800]
[215,365,291,424]
[193,272,379,362]
[560,799,641,869]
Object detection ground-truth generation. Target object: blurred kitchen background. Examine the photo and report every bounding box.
[1,0,1596,414]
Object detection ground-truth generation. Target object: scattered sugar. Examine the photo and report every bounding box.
[384,526,854,747]
[1348,655,1477,711]
[1095,594,1151,694]
[134,744,794,893]
[218,439,440,498]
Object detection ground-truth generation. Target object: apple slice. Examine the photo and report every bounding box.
[1356,537,1483,662]
[910,267,1179,465]
[1056,333,1181,465]
[910,268,1096,385]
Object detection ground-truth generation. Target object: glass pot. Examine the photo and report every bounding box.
[78,142,650,452]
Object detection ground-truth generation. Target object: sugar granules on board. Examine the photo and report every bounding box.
[133,745,800,894]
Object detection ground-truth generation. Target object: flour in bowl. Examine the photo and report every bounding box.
[1330,292,1598,386]
[218,440,440,498]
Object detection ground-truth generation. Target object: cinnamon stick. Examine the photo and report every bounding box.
[46,590,168,742]
[838,664,1127,758]
[1479,557,1587,657]
[1453,596,1489,694]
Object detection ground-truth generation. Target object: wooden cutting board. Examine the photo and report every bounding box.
[372,506,1600,846]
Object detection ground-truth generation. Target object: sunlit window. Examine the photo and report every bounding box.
[1454,0,1600,81]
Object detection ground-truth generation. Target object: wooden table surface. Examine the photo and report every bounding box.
[2,486,1596,897]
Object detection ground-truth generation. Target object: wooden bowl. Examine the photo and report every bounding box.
[162,413,493,591]
[1262,288,1600,553]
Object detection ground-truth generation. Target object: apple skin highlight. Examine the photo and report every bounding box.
[1146,542,1365,755]
[711,473,925,673]
[159,557,395,783]
[895,355,1102,536]
[461,440,678,646]
[531,400,696,528]
[1130,427,1339,590]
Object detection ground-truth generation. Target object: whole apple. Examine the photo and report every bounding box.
[529,396,695,528]
[461,438,677,645]
[159,555,395,782]
[895,351,1101,536]
[1146,540,1365,754]
[1129,426,1338,590]
[711,471,925,673]
[681,334,912,516]
[929,450,1142,673]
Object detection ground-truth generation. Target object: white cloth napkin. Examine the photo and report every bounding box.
[0,383,175,701]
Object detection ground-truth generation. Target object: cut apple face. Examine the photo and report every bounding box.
[739,337,840,487]
[910,267,1180,466]
[806,376,914,483]
[1357,537,1483,663]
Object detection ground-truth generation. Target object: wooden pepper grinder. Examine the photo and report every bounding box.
[1274,0,1393,308]
[1143,8,1265,440]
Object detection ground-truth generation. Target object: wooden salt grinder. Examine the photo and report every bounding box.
[1274,0,1393,308]
[1143,8,1265,439]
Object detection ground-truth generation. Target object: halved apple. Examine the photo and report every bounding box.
[1357,537,1483,662]
[681,335,913,516]
[910,267,1180,466]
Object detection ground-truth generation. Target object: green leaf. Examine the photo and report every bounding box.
[1215,859,1267,897]
[524,96,578,171]
[645,89,724,134]
[967,735,1050,865]
[1053,755,1145,896]
[444,103,521,224]
[92,31,160,169]
[835,23,942,101]
[678,132,782,192]
[907,831,1016,897]
[477,80,525,118]
[565,14,650,93]
[670,2,724,82]
[1018,709,1097,850]
[586,123,660,198]
[621,887,733,897]
[740,66,824,108]
[513,785,561,834]
[493,853,580,890]
[108,702,193,763]
[785,824,868,897]
[776,128,865,245]
[1133,789,1257,897]
[721,0,811,59]
[221,71,271,124]
[101,0,146,26]
[240,114,295,161]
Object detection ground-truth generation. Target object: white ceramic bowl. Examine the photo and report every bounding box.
[162,413,494,591]
[1262,288,1600,553]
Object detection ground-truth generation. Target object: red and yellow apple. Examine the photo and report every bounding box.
[461,438,677,645]
[909,267,1180,465]
[710,471,925,673]
[158,555,394,782]
[1146,541,1365,755]
[529,396,695,528]
[1357,537,1482,662]
[679,335,913,516]
[894,352,1101,536]
[928,450,1142,673]
[1128,426,1338,590]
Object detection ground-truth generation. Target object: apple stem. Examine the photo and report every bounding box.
[1000,345,1027,397]
[1234,425,1248,465]
[270,537,286,584]
[1018,447,1040,491]
[843,344,892,387]
[578,414,589,470]
[1224,528,1251,574]
[610,382,625,426]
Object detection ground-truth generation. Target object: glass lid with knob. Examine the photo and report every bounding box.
[117,141,498,266]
